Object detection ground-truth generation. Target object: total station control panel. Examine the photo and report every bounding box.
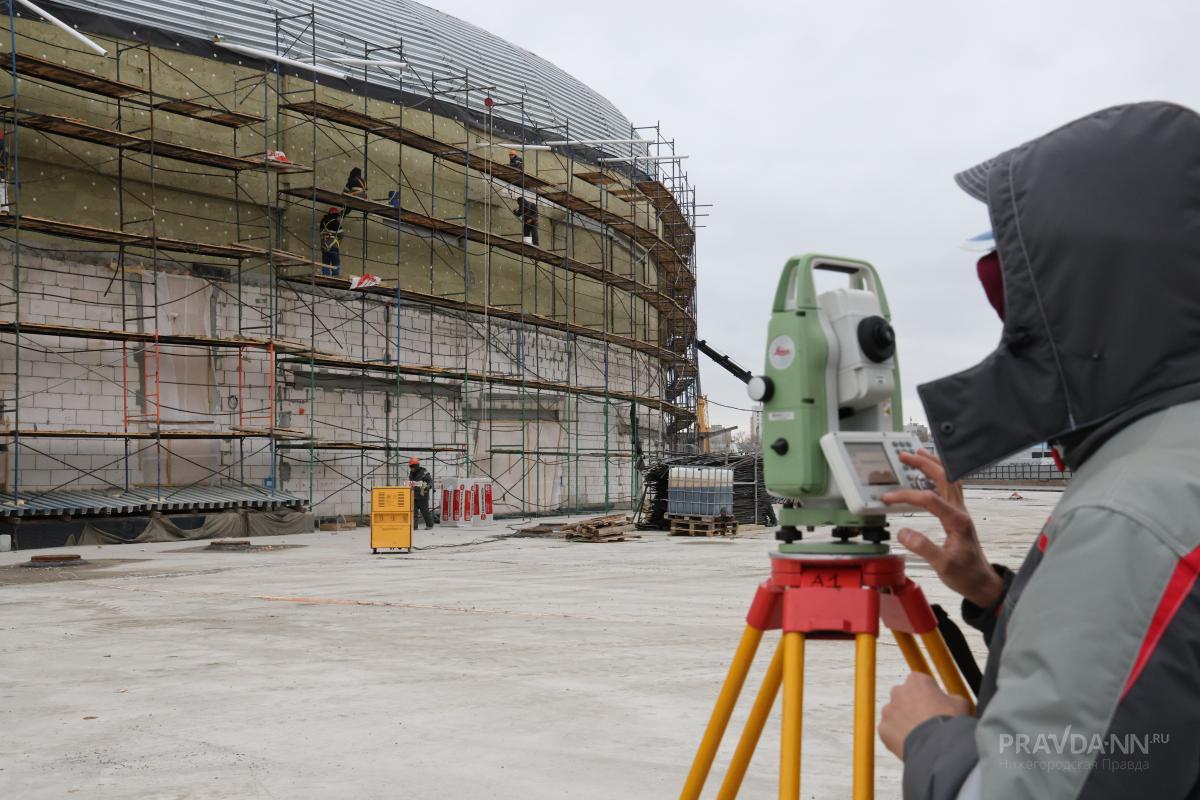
[818,432,935,515]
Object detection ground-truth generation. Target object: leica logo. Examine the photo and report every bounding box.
[768,335,796,369]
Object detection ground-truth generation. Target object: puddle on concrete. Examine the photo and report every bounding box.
[171,543,306,553]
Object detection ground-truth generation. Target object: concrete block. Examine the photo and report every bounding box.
[82,276,112,293]
[18,406,50,424]
[89,394,119,412]
[27,299,58,319]
[74,409,103,426]
[49,469,77,486]
[30,362,60,379]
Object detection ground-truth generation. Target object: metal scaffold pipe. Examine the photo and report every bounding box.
[13,0,107,54]
[211,37,350,81]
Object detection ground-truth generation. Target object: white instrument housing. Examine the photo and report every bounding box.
[818,288,895,411]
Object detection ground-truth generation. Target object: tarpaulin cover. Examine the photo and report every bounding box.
[66,509,312,545]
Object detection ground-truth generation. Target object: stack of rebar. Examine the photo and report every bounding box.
[637,452,776,530]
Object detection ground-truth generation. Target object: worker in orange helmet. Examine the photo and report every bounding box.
[408,457,434,530]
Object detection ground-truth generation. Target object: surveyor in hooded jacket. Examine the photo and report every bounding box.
[877,101,1200,799]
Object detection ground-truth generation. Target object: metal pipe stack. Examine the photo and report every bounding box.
[638,452,777,529]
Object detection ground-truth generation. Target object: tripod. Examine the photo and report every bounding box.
[680,544,975,800]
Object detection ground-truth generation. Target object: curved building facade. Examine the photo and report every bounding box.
[0,1,698,531]
[52,0,646,150]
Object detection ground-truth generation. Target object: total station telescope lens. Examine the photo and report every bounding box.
[857,316,896,363]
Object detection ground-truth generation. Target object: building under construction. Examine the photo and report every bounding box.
[0,0,700,536]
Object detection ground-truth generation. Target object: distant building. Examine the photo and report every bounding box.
[904,421,931,442]
[703,426,738,453]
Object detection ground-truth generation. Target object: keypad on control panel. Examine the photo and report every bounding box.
[891,438,933,490]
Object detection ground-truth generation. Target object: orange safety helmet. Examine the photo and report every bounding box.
[408,457,420,466]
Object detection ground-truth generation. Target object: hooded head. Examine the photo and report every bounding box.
[920,102,1200,480]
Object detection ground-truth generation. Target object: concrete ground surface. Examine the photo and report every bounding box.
[0,489,1058,799]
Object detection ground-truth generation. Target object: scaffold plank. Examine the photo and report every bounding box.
[276,187,691,320]
[11,109,303,172]
[279,100,690,283]
[279,351,692,418]
[152,99,261,127]
[275,441,466,452]
[2,429,288,439]
[12,53,263,127]
[11,53,144,98]
[0,214,268,259]
[575,170,622,186]
[0,214,693,376]
[637,179,696,254]
[0,320,309,353]
[277,272,677,362]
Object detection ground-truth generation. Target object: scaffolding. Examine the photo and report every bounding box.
[0,5,700,530]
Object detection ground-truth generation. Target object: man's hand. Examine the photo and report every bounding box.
[879,672,971,758]
[881,449,1005,608]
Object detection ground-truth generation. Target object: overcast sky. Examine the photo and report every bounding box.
[430,0,1192,433]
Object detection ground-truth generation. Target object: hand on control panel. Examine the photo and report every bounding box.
[880,449,1004,608]
[889,440,936,490]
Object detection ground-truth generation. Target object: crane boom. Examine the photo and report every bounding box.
[695,339,752,384]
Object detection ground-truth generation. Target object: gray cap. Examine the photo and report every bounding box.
[953,156,998,202]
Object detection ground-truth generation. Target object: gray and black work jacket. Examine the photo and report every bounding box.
[409,467,432,498]
[903,400,1200,799]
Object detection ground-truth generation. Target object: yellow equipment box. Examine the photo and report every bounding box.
[370,485,412,553]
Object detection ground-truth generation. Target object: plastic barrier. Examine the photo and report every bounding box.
[481,483,494,522]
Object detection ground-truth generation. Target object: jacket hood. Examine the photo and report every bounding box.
[920,102,1200,480]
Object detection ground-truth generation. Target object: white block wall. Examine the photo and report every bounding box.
[0,247,667,517]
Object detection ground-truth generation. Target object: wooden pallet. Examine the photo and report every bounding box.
[568,523,640,543]
[516,522,565,536]
[668,514,738,537]
[515,513,641,542]
[563,514,641,543]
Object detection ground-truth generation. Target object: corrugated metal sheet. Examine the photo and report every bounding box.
[49,0,647,155]
[0,485,305,517]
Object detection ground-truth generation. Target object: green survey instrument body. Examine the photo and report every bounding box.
[748,254,904,534]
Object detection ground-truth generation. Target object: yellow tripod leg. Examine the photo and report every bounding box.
[716,640,784,800]
[919,630,976,714]
[681,625,764,800]
[779,632,805,800]
[892,630,932,676]
[852,633,877,800]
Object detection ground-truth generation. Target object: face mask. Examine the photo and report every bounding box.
[976,250,1005,320]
